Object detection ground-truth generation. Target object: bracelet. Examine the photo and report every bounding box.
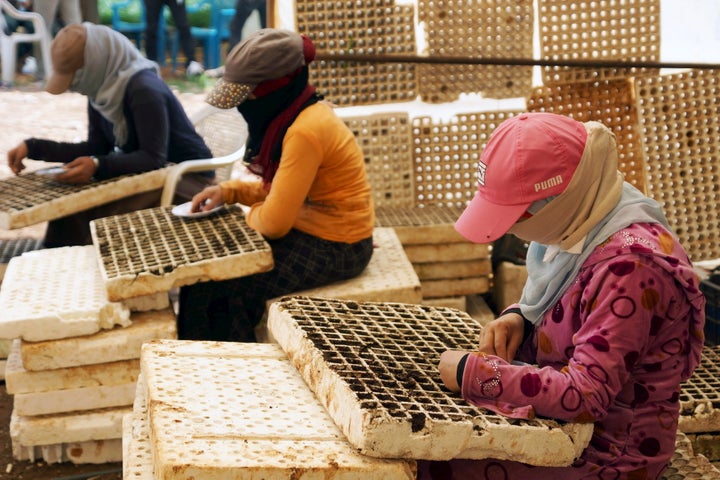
[477,352,502,397]
[91,156,99,168]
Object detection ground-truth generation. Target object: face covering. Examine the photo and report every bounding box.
[508,121,624,249]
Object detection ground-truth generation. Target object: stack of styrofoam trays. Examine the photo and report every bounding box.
[0,237,41,381]
[123,340,416,479]
[375,205,491,307]
[0,245,176,464]
[268,296,594,464]
[678,345,720,465]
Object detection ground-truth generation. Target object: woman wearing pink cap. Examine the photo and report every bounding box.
[419,112,705,479]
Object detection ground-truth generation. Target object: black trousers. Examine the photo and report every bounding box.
[178,230,374,342]
[143,0,196,65]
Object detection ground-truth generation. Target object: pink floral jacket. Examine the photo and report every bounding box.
[462,223,705,478]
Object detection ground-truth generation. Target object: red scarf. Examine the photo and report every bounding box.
[248,83,318,187]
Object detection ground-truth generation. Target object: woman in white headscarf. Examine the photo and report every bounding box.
[6,23,213,247]
[418,112,705,479]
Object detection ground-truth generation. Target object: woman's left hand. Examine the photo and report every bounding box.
[439,350,468,392]
[55,156,96,184]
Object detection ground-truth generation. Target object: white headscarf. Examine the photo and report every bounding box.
[70,23,159,146]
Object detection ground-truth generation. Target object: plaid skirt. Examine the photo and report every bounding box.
[178,229,374,342]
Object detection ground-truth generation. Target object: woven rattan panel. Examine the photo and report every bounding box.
[526,79,648,194]
[537,0,661,86]
[268,296,593,463]
[635,69,720,262]
[296,0,417,106]
[412,110,523,207]
[679,345,720,434]
[90,205,273,301]
[342,112,415,208]
[0,168,168,230]
[416,0,534,102]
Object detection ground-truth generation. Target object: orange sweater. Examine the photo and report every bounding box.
[220,102,375,243]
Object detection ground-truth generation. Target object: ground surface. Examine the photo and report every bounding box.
[0,72,208,479]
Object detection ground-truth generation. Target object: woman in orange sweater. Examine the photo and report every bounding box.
[177,29,375,342]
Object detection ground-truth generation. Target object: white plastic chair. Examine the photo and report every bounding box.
[0,0,52,86]
[160,105,249,206]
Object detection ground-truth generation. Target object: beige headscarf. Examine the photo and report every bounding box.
[513,121,670,324]
[508,121,624,247]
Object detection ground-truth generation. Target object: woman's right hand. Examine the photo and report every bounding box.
[478,312,525,362]
[190,185,224,212]
[7,142,28,175]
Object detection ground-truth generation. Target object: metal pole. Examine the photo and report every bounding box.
[314,53,720,70]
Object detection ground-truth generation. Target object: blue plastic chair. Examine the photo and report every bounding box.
[110,0,168,66]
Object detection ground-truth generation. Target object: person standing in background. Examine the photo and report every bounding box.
[31,0,81,79]
[32,0,81,35]
[142,0,204,77]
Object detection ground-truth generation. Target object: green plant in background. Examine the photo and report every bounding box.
[98,0,144,25]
